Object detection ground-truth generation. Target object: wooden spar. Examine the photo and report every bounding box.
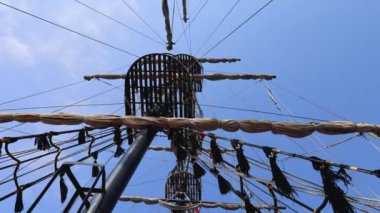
[197,58,241,63]
[118,196,285,210]
[0,112,379,138]
[83,73,276,81]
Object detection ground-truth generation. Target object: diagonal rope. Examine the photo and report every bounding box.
[270,82,348,120]
[196,0,240,55]
[174,0,191,53]
[0,1,139,57]
[120,0,166,43]
[0,84,122,134]
[0,65,128,107]
[174,0,209,43]
[74,0,164,46]
[201,0,274,57]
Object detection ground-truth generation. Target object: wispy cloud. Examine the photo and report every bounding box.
[0,34,35,66]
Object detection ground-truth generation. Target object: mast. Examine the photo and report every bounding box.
[86,127,158,212]
[88,53,203,212]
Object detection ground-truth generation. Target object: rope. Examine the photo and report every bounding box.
[201,0,274,57]
[201,133,380,177]
[270,82,348,120]
[74,0,164,46]
[196,0,241,55]
[0,1,139,57]
[0,102,329,122]
[0,142,115,202]
[175,0,192,53]
[120,0,166,43]
[174,0,209,43]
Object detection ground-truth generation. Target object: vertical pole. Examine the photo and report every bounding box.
[86,127,158,213]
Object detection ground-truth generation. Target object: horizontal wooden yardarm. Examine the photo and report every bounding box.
[83,73,276,81]
[118,196,283,210]
[197,58,241,63]
[0,113,379,138]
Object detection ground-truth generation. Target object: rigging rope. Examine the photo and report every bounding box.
[0,142,115,202]
[74,0,164,46]
[0,1,139,57]
[201,0,274,57]
[175,0,192,53]
[199,133,380,177]
[120,0,166,43]
[0,84,123,134]
[196,0,241,55]
[0,102,328,122]
[200,140,380,212]
[174,0,209,43]
[0,64,127,108]
[270,82,348,120]
[0,134,117,187]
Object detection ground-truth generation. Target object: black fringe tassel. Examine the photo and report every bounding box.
[78,129,86,144]
[113,126,122,144]
[210,168,231,194]
[34,134,50,151]
[239,191,260,213]
[217,175,232,194]
[15,189,23,212]
[192,159,206,179]
[244,199,260,213]
[230,139,239,150]
[60,177,68,203]
[113,127,124,157]
[210,136,223,164]
[373,169,380,178]
[92,164,100,177]
[92,151,99,177]
[263,147,295,198]
[310,156,354,213]
[189,133,201,156]
[236,146,250,175]
[114,146,125,158]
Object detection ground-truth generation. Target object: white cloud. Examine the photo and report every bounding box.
[0,0,138,77]
[0,34,35,66]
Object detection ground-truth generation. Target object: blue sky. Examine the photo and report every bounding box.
[1,0,380,212]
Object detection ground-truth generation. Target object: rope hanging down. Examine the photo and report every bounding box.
[83,73,276,81]
[182,0,188,22]
[162,0,174,50]
[1,113,380,137]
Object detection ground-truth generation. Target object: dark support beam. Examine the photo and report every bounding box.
[87,127,158,213]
